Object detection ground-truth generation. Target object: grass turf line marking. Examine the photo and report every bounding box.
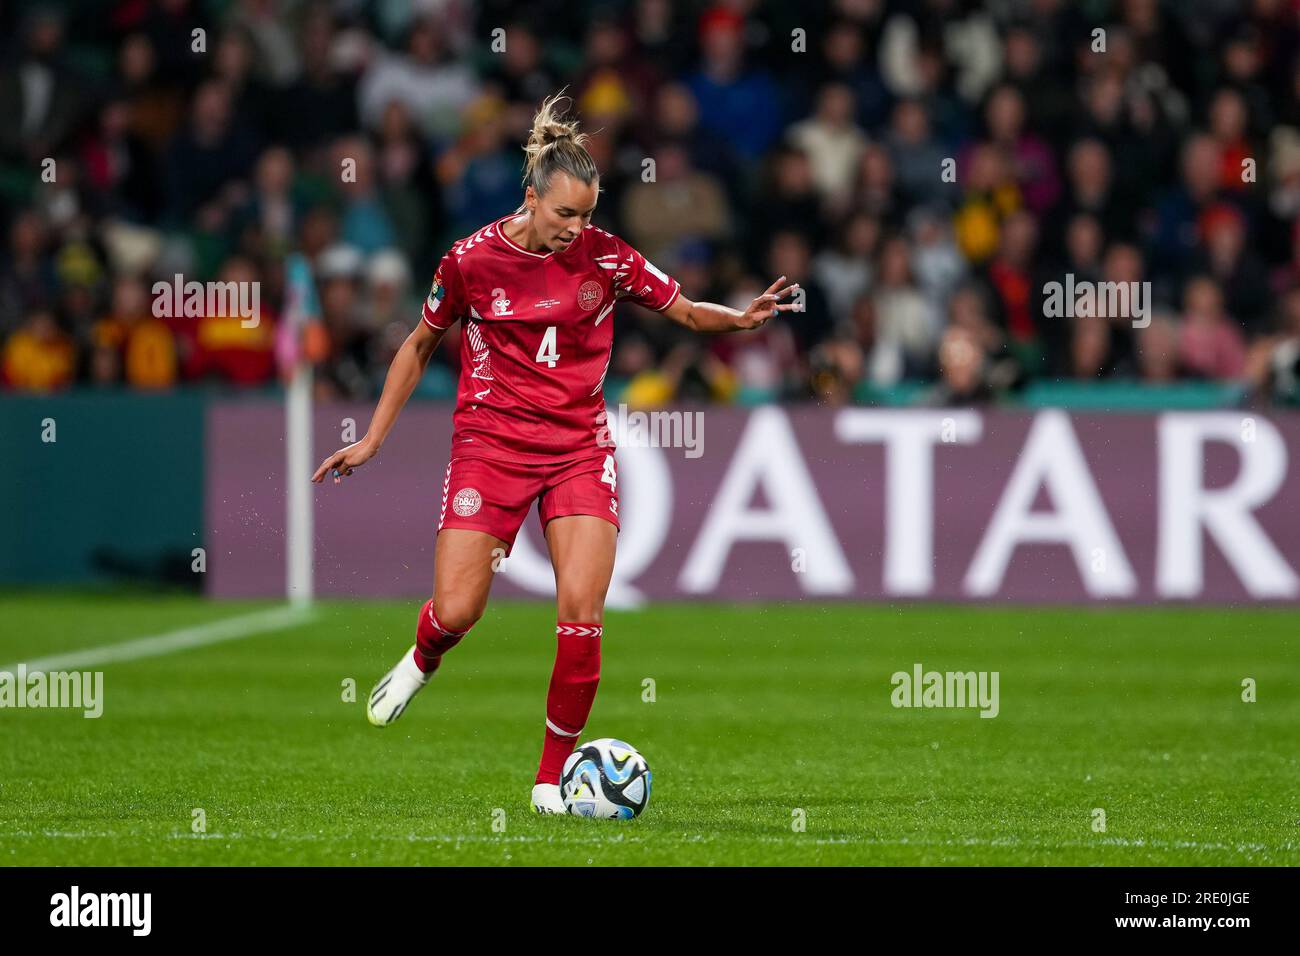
[0,831,1290,854]
[0,605,314,674]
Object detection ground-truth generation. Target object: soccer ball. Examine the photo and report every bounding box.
[560,738,651,819]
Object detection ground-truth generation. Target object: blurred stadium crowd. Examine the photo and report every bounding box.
[3,0,1300,407]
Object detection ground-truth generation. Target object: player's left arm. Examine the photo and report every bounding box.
[661,275,802,333]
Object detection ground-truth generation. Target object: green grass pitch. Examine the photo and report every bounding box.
[1,594,1297,865]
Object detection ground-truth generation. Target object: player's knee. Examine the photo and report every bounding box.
[431,598,483,635]
[556,601,604,627]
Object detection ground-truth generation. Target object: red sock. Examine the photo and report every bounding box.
[413,599,469,674]
[535,622,602,785]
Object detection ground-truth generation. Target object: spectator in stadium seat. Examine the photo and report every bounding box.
[210,26,276,142]
[1216,22,1276,134]
[233,146,299,261]
[984,209,1044,361]
[1038,214,1104,377]
[573,17,664,144]
[1061,214,1104,289]
[163,79,260,225]
[1119,0,1198,97]
[1275,56,1300,131]
[0,210,57,337]
[946,283,1003,357]
[1073,69,1152,210]
[1070,314,1114,381]
[271,8,359,151]
[641,83,744,214]
[849,293,876,358]
[1135,311,1183,384]
[329,136,397,255]
[1248,287,1300,404]
[479,22,561,111]
[685,8,783,162]
[886,99,953,210]
[879,1,1000,106]
[909,205,967,310]
[869,235,939,385]
[374,101,444,270]
[226,0,301,89]
[786,83,869,214]
[816,19,892,132]
[112,33,186,155]
[1000,23,1072,145]
[91,275,179,391]
[1048,139,1132,258]
[1190,202,1271,337]
[889,41,972,147]
[978,84,1061,216]
[439,95,522,238]
[1179,276,1246,381]
[1147,134,1227,277]
[1098,241,1148,374]
[0,7,85,164]
[747,147,822,265]
[620,142,732,268]
[952,143,1020,264]
[926,326,994,406]
[1269,220,1300,297]
[358,15,479,141]
[362,250,416,392]
[813,212,878,329]
[312,244,370,400]
[180,255,276,387]
[809,334,865,406]
[1265,130,1300,263]
[296,205,340,266]
[2,309,76,392]
[853,142,904,227]
[767,230,832,354]
[78,94,160,223]
[362,249,412,334]
[1207,88,1258,194]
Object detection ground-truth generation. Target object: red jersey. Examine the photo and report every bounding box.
[421,213,682,463]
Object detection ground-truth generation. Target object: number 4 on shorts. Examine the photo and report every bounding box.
[601,454,617,492]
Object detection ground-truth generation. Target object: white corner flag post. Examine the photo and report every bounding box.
[283,254,316,608]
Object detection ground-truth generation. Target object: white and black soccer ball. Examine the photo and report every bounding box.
[560,738,651,819]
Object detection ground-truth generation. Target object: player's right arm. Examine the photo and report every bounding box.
[314,248,473,486]
[314,250,469,485]
[311,319,447,485]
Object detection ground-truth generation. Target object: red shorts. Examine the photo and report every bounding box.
[437,452,620,554]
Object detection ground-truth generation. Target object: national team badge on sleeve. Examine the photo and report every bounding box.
[427,269,446,315]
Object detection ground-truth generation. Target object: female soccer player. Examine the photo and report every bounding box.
[312,92,801,814]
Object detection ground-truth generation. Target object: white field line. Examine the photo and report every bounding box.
[0,831,1292,855]
[0,605,314,675]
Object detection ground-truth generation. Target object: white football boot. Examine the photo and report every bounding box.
[366,645,431,727]
[530,783,567,815]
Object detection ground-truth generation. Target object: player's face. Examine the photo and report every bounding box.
[531,175,599,251]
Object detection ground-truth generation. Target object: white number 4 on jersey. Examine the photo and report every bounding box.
[535,325,559,368]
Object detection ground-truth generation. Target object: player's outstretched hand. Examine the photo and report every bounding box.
[738,275,802,330]
[312,439,378,485]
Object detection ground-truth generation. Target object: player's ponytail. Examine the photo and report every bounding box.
[516,90,599,213]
